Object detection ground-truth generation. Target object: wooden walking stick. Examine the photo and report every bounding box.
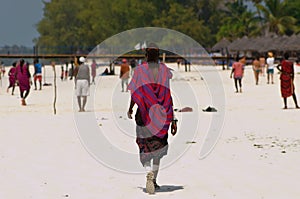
[51,61,57,115]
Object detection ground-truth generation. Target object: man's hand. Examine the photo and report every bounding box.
[127,108,133,119]
[171,121,177,136]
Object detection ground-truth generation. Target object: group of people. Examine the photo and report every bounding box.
[6,59,43,105]
[230,51,299,109]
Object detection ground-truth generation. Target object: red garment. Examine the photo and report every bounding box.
[232,61,244,78]
[280,60,294,98]
[8,67,16,87]
[128,62,173,138]
[16,64,31,92]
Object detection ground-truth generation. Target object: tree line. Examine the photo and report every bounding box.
[35,0,300,54]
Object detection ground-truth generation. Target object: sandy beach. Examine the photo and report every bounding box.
[0,62,300,199]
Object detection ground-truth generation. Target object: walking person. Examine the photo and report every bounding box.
[252,56,261,85]
[7,62,17,95]
[259,54,266,76]
[33,59,43,90]
[74,57,90,112]
[266,52,275,84]
[91,59,97,84]
[127,43,177,194]
[276,52,299,109]
[230,56,245,93]
[119,59,130,92]
[15,59,31,106]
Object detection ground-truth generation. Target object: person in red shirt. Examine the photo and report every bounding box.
[230,56,245,93]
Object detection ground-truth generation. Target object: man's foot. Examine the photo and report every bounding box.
[34,88,37,90]
[146,171,155,194]
[153,179,160,190]
[272,82,274,84]
[21,99,26,106]
[283,106,287,109]
[240,88,242,93]
[296,105,300,109]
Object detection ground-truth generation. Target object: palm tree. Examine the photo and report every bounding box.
[256,0,297,35]
[217,1,261,41]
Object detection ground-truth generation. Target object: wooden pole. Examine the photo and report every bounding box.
[51,62,57,115]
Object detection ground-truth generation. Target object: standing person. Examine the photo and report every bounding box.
[276,52,299,109]
[7,62,17,95]
[127,43,177,194]
[91,59,97,84]
[130,59,136,75]
[15,59,31,106]
[74,57,90,112]
[69,60,74,80]
[259,54,266,76]
[252,56,261,85]
[119,59,130,92]
[266,52,275,84]
[64,62,69,80]
[33,59,43,90]
[230,56,245,93]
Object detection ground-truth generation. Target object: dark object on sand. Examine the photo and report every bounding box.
[177,107,193,112]
[202,106,217,112]
[43,83,52,86]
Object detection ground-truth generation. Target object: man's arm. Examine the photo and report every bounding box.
[127,99,135,119]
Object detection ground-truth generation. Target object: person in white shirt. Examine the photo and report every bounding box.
[266,52,275,84]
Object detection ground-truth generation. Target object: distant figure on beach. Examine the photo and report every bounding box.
[230,56,245,93]
[69,60,74,80]
[266,52,275,84]
[259,54,266,76]
[176,58,181,70]
[0,61,5,77]
[74,57,90,112]
[252,56,261,85]
[60,64,64,81]
[130,59,136,75]
[7,62,17,95]
[33,59,42,90]
[119,59,130,92]
[64,62,69,80]
[276,52,299,109]
[15,59,31,106]
[127,43,177,194]
[91,59,97,84]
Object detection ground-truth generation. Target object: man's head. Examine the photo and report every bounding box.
[146,42,159,62]
[79,57,86,64]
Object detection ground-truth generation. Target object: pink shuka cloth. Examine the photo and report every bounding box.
[128,63,174,138]
[16,64,30,92]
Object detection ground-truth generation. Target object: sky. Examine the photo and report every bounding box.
[0,0,44,47]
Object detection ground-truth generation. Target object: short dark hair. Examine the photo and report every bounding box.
[283,52,289,60]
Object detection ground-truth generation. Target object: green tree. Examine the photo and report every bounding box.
[152,2,210,47]
[217,1,261,41]
[256,0,298,35]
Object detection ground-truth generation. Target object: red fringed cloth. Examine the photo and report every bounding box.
[280,60,294,98]
[128,62,174,138]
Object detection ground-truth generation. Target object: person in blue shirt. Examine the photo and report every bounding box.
[33,59,43,90]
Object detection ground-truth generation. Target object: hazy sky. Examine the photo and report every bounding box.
[0,0,44,47]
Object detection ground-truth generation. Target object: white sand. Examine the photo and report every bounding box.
[0,63,300,199]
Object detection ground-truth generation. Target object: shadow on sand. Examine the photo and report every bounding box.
[138,185,184,193]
